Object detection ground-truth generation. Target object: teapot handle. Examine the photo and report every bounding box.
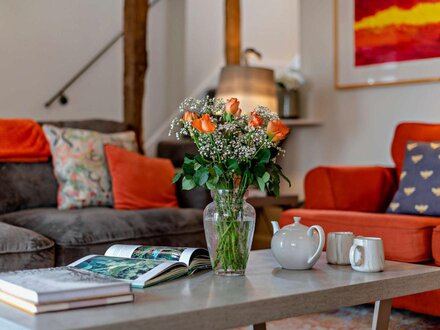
[307,225,325,267]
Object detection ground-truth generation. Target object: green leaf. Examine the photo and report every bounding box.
[272,175,280,196]
[254,163,266,178]
[256,149,271,164]
[227,159,240,172]
[195,155,208,165]
[182,177,196,190]
[194,167,209,186]
[206,181,216,190]
[214,165,223,176]
[172,171,182,183]
[262,172,270,183]
[183,154,195,163]
[182,162,195,175]
[256,177,265,192]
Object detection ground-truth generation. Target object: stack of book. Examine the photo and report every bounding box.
[0,267,133,314]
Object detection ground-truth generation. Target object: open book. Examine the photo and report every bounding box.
[69,245,211,288]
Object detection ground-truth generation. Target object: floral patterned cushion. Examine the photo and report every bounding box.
[43,125,138,209]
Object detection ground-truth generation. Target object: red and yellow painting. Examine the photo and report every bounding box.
[355,0,440,66]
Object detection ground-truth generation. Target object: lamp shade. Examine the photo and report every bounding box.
[216,65,278,114]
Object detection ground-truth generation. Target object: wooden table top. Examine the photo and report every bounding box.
[1,250,440,330]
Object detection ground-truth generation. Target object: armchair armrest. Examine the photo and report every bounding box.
[304,166,397,212]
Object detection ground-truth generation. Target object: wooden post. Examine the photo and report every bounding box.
[225,0,241,65]
[124,0,148,151]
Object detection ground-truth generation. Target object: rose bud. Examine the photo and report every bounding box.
[225,98,241,116]
[192,114,216,134]
[249,111,263,128]
[267,119,290,142]
[183,111,197,122]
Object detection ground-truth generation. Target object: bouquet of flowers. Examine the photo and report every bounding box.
[170,97,291,274]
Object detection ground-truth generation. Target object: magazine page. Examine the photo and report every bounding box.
[105,245,211,272]
[105,245,195,266]
[69,255,187,288]
[104,245,142,258]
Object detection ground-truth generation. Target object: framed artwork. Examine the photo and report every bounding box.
[335,0,440,89]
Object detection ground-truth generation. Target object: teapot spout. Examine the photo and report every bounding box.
[271,221,280,234]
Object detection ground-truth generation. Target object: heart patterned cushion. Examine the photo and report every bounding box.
[387,141,440,216]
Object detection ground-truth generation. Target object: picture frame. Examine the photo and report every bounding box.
[334,0,440,89]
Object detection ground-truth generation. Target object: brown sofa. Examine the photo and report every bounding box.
[0,120,209,271]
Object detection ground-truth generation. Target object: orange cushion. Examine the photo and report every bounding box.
[105,145,178,210]
[391,122,440,175]
[280,209,440,263]
[304,166,397,212]
[432,226,440,266]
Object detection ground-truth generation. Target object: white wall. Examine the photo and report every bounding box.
[184,0,300,97]
[145,0,187,145]
[0,0,123,121]
[279,0,440,197]
[0,0,300,157]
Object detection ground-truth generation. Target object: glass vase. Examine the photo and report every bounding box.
[203,189,256,276]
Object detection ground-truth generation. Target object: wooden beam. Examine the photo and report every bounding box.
[225,0,241,65]
[124,0,148,151]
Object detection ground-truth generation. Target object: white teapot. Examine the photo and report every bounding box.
[271,217,325,270]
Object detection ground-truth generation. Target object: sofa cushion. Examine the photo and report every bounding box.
[0,222,54,271]
[388,141,440,216]
[393,287,440,317]
[0,162,58,214]
[105,145,178,210]
[391,122,440,175]
[43,125,137,209]
[280,209,440,263]
[305,166,397,212]
[0,207,205,265]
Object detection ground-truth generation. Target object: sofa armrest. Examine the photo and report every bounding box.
[175,180,212,209]
[304,166,397,212]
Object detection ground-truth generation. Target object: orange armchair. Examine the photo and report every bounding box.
[280,122,440,316]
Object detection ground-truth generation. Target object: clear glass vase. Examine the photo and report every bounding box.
[203,189,256,276]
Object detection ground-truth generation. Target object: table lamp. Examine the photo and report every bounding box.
[216,65,278,114]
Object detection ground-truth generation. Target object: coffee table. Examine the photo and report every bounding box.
[1,250,440,330]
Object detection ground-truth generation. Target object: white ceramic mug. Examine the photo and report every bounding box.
[326,232,355,265]
[349,237,384,272]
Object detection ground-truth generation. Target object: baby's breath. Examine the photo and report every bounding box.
[169,97,286,163]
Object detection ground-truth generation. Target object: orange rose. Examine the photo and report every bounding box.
[249,111,263,128]
[183,111,197,122]
[267,119,290,142]
[225,98,241,116]
[192,114,216,134]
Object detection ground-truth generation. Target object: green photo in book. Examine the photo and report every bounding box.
[73,256,164,281]
[131,247,185,261]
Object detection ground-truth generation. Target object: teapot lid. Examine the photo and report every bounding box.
[284,217,309,232]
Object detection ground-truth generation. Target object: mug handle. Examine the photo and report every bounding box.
[349,244,363,266]
[307,225,325,266]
